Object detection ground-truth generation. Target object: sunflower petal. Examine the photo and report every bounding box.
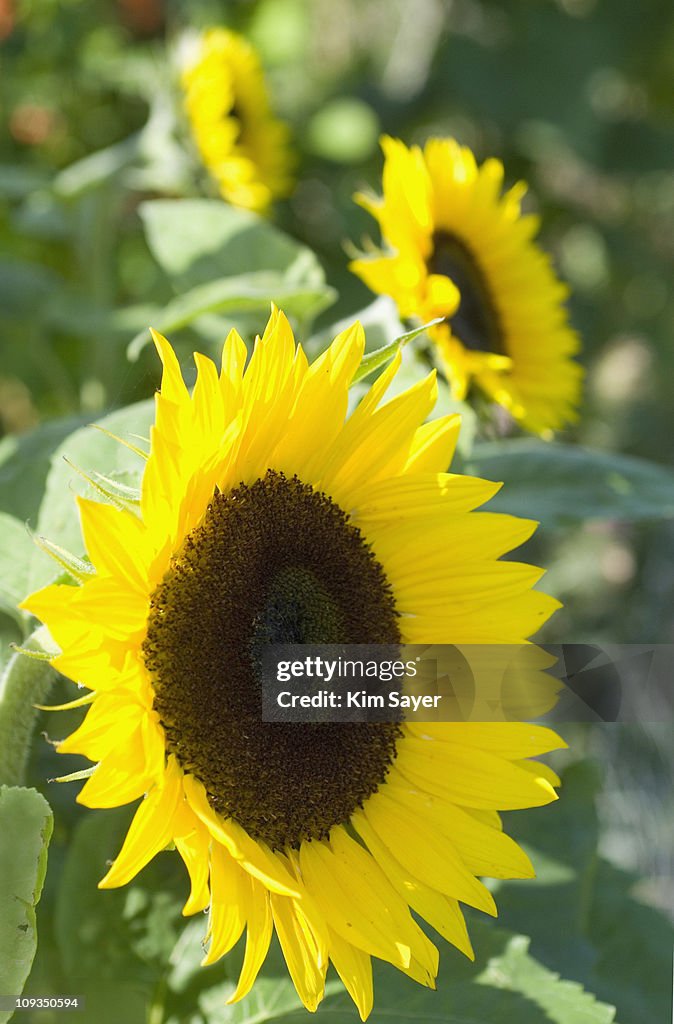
[98,757,183,888]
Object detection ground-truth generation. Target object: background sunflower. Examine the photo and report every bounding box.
[350,136,583,435]
[182,28,293,212]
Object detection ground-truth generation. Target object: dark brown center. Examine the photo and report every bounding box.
[142,470,402,850]
[428,230,504,354]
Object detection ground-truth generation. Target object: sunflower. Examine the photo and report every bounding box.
[22,308,565,1019]
[350,136,583,435]
[182,28,293,213]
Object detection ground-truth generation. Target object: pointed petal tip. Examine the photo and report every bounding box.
[149,326,170,352]
[97,870,120,890]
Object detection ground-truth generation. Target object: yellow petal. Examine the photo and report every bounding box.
[299,830,436,974]
[77,498,150,592]
[395,736,559,809]
[270,894,327,1013]
[77,756,151,809]
[352,809,474,960]
[98,757,183,888]
[151,328,190,404]
[362,790,497,915]
[202,843,246,965]
[174,813,212,916]
[328,928,373,1022]
[228,876,273,1003]
[183,774,300,897]
[385,773,535,879]
[403,415,462,474]
[405,722,567,759]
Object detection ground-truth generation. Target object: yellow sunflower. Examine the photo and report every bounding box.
[350,136,583,435]
[182,28,293,213]
[22,308,565,1019]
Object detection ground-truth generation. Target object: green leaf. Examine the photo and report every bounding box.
[177,922,614,1024]
[0,629,58,787]
[140,200,328,293]
[54,809,208,1024]
[128,273,336,361]
[465,440,674,525]
[30,401,154,593]
[371,922,616,1024]
[0,414,92,525]
[54,808,178,980]
[497,760,674,1023]
[352,319,443,385]
[0,513,37,626]
[0,785,53,1023]
[470,927,615,1024]
[52,134,141,198]
[129,200,336,356]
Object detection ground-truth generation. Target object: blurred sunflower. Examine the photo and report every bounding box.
[182,28,293,213]
[350,136,583,435]
[23,308,565,1019]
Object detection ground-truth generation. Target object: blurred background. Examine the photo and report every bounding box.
[0,1,672,1020]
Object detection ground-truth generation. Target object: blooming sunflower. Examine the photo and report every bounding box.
[350,136,583,435]
[182,28,293,213]
[22,308,565,1019]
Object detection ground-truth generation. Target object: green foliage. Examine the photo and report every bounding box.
[53,808,187,1024]
[0,513,36,627]
[128,201,336,359]
[0,786,53,1023]
[29,401,153,592]
[465,440,674,527]
[0,416,92,526]
[497,761,674,1024]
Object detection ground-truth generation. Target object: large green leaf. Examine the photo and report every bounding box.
[128,273,336,361]
[0,414,92,525]
[29,401,153,592]
[0,786,53,1023]
[55,808,177,987]
[465,439,674,525]
[128,200,336,357]
[0,513,37,627]
[140,200,327,293]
